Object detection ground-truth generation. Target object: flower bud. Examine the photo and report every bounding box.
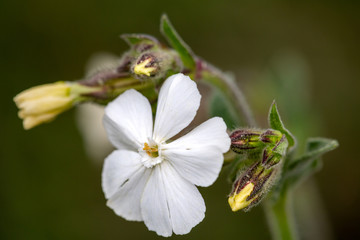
[133,53,158,77]
[131,50,181,81]
[14,82,95,129]
[228,162,277,212]
[228,128,288,212]
[260,129,283,144]
[230,129,264,154]
[262,134,287,168]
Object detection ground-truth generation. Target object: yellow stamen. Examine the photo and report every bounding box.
[143,143,159,157]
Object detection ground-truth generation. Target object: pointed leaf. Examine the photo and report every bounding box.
[160,14,196,69]
[121,34,159,46]
[121,34,159,53]
[288,137,338,172]
[284,137,338,186]
[268,101,296,150]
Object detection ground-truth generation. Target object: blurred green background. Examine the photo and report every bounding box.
[1,0,359,239]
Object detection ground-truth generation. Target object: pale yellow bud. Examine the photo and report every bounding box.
[18,96,73,115]
[228,182,255,212]
[14,82,70,104]
[14,82,75,130]
[23,109,63,130]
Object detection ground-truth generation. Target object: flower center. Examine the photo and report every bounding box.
[143,142,159,158]
[139,141,163,168]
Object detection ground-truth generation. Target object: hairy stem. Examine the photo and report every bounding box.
[264,192,298,240]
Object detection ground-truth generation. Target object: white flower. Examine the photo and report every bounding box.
[102,73,230,237]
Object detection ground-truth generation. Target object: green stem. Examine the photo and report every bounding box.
[264,192,298,240]
[197,63,256,127]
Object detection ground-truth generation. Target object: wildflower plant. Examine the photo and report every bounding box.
[14,15,338,239]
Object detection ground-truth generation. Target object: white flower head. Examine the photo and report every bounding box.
[102,73,230,237]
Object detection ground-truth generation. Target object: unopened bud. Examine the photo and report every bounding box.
[262,134,287,167]
[14,82,95,129]
[260,129,283,144]
[228,162,277,212]
[133,53,158,77]
[230,129,264,154]
[131,50,181,80]
[228,129,288,212]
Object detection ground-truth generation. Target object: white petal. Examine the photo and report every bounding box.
[103,89,153,151]
[163,117,230,187]
[141,161,205,237]
[141,165,172,237]
[103,150,151,221]
[102,150,143,199]
[163,147,223,188]
[153,73,201,143]
[163,161,205,235]
[165,117,230,152]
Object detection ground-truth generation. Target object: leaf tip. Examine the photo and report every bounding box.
[161,13,169,21]
[160,13,170,31]
[270,99,278,113]
[268,100,296,150]
[330,139,339,149]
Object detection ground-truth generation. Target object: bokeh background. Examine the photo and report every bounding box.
[1,0,359,239]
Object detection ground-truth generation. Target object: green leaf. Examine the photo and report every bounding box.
[268,101,296,150]
[284,137,339,186]
[121,34,159,46]
[209,90,239,128]
[160,14,196,70]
